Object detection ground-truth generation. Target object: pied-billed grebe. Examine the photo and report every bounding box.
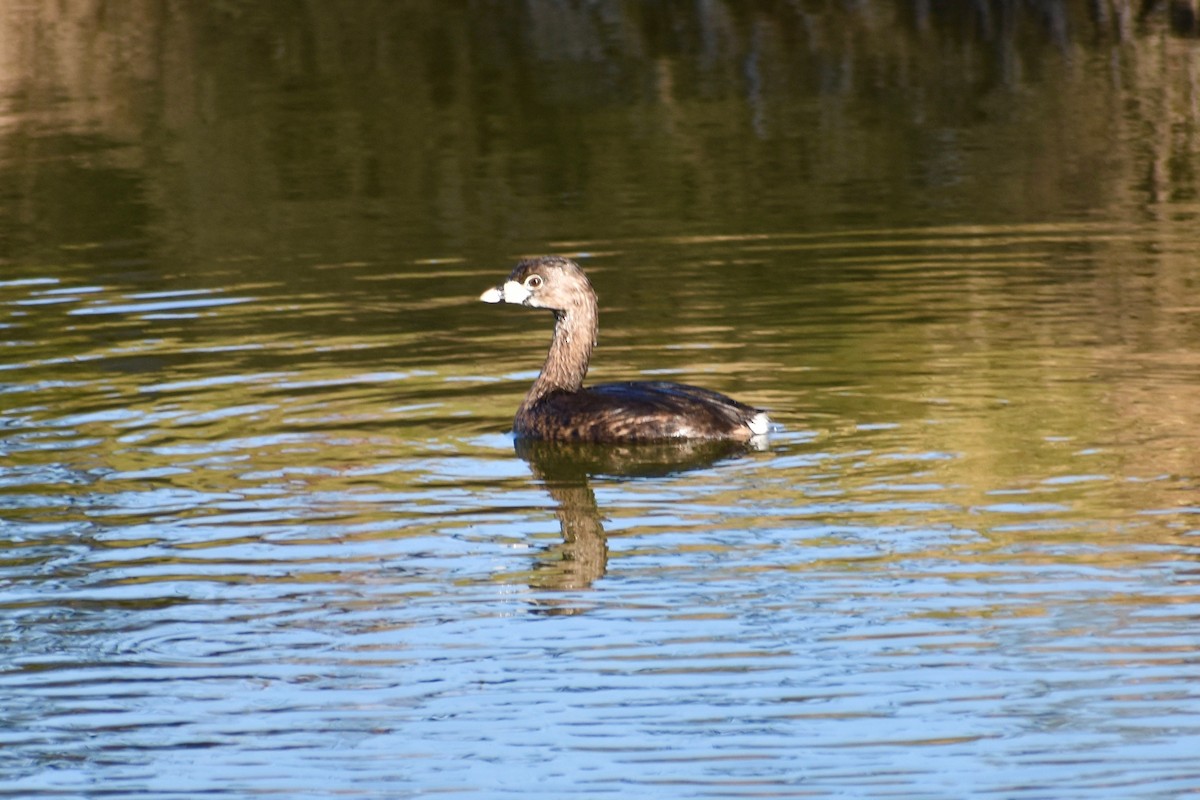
[480,256,770,442]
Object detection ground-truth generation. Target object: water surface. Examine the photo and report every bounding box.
[2,3,1200,798]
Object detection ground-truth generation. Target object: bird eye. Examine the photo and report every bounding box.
[525,275,543,289]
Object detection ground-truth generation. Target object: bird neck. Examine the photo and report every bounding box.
[521,302,597,410]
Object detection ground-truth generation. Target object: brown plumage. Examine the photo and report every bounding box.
[480,256,770,442]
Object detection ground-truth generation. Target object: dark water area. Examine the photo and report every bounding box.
[3,2,1200,798]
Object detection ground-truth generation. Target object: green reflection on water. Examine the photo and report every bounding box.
[2,1,1198,269]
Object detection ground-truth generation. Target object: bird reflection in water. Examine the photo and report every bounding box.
[514,437,763,604]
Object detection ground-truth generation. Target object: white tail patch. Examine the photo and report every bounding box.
[747,412,771,437]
